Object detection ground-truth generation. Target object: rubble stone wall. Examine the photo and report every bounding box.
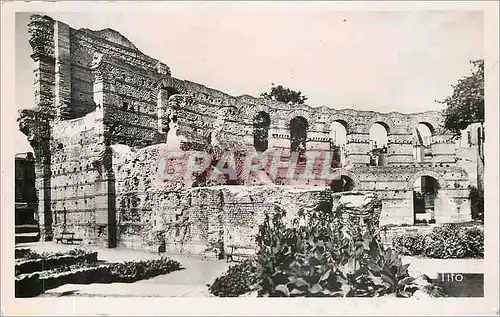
[49,111,106,244]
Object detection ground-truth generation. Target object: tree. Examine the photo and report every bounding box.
[260,84,308,104]
[439,59,485,222]
[439,59,484,138]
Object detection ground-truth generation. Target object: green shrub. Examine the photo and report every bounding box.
[392,224,484,259]
[392,233,427,256]
[208,260,257,297]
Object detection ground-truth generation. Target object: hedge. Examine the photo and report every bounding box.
[392,224,484,259]
[15,257,182,298]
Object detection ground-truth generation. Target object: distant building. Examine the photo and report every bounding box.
[15,152,37,225]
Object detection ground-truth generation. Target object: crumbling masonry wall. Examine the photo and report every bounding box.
[21,14,473,250]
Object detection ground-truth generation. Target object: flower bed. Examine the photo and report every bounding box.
[15,251,98,275]
[15,257,183,298]
[392,224,484,259]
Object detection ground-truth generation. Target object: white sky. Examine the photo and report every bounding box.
[14,8,484,153]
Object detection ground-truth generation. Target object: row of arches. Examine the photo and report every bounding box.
[252,111,436,165]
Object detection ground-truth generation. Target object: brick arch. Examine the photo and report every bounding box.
[409,117,441,136]
[406,170,446,190]
[285,109,312,124]
[157,78,186,94]
[329,168,361,190]
[245,104,273,120]
[329,116,356,135]
[329,118,352,135]
[367,119,392,135]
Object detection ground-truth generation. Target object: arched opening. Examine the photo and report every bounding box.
[330,121,347,168]
[165,86,181,97]
[369,122,389,166]
[412,175,439,224]
[290,116,308,160]
[253,111,271,152]
[330,175,355,193]
[413,122,434,162]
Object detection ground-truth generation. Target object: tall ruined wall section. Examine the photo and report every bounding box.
[49,111,107,243]
[27,14,174,244]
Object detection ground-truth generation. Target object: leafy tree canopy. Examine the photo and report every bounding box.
[439,59,484,137]
[260,84,308,105]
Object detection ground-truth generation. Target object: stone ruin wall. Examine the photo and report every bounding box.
[109,143,331,255]
[47,111,109,244]
[23,14,472,250]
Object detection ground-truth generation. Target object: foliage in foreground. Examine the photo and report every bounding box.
[16,256,183,297]
[392,224,484,259]
[208,260,258,297]
[209,200,418,297]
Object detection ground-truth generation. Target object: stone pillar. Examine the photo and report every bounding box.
[387,133,414,165]
[34,139,52,241]
[345,133,370,166]
[157,87,169,142]
[306,119,330,152]
[29,14,56,109]
[434,190,472,223]
[27,15,58,240]
[54,21,72,119]
[379,190,414,226]
[205,189,224,259]
[268,123,290,151]
[91,55,117,248]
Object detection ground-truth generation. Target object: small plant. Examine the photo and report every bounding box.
[67,248,88,257]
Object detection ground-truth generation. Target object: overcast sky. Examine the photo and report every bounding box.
[14,8,484,153]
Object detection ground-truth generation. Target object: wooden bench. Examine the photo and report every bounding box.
[55,232,83,245]
[226,244,255,263]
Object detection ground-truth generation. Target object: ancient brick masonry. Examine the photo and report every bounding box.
[19,14,472,255]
